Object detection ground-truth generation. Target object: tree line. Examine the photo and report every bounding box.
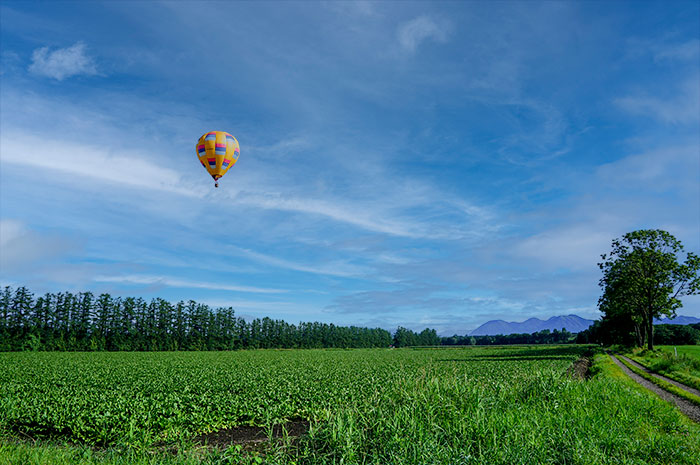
[441,328,575,346]
[0,286,591,351]
[0,286,397,351]
[576,322,700,346]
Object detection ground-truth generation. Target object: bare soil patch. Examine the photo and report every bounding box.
[194,421,310,449]
[567,356,591,380]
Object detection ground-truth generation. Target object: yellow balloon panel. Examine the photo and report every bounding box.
[196,131,240,181]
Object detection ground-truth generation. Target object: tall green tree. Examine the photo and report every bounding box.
[598,229,700,349]
[0,287,11,350]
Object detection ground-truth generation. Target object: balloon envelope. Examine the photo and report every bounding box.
[196,131,240,185]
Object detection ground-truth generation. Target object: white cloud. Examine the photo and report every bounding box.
[0,125,495,241]
[596,144,700,193]
[1,131,200,196]
[512,143,700,273]
[326,0,378,18]
[514,225,617,272]
[228,246,370,278]
[245,136,311,161]
[615,76,700,125]
[237,192,428,238]
[0,219,24,249]
[374,253,412,265]
[653,39,700,62]
[0,132,488,241]
[0,219,76,273]
[93,274,287,294]
[28,42,98,80]
[397,16,448,53]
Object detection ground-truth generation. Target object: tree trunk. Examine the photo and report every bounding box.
[634,323,643,348]
[647,314,654,350]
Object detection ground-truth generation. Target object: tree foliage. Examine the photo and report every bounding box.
[392,327,440,347]
[653,324,700,345]
[597,230,700,349]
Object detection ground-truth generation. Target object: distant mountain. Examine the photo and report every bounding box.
[654,315,700,325]
[466,314,700,336]
[469,315,594,336]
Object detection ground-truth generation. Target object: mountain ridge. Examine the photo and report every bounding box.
[466,314,700,336]
[469,314,594,336]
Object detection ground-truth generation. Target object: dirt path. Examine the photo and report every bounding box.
[568,356,591,379]
[608,354,700,423]
[194,421,310,449]
[617,354,700,398]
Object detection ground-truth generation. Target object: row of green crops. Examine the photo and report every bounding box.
[0,347,581,447]
[2,346,700,464]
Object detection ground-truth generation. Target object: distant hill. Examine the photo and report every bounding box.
[469,315,594,336]
[654,315,700,325]
[468,314,700,336]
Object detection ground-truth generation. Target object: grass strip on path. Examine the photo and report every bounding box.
[614,354,700,408]
[621,355,700,397]
[608,354,700,424]
[627,352,700,393]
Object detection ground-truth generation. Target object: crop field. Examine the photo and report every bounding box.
[2,346,700,465]
[659,345,700,359]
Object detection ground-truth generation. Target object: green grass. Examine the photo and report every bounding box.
[658,345,700,359]
[627,346,700,392]
[0,441,219,465]
[2,346,700,464]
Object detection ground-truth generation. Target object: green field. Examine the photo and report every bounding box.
[2,346,700,465]
[659,345,700,359]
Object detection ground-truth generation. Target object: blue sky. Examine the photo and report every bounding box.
[1,1,698,335]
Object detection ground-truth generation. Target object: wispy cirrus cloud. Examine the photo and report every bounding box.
[1,126,495,242]
[615,76,700,125]
[1,81,499,243]
[237,192,426,239]
[93,274,287,294]
[653,39,700,62]
[0,219,77,272]
[627,37,700,63]
[513,224,618,272]
[29,42,98,80]
[1,131,198,196]
[596,144,700,193]
[227,246,370,278]
[197,298,324,317]
[326,282,464,314]
[325,0,378,18]
[397,16,449,53]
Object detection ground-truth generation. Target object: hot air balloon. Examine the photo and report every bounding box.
[196,131,240,187]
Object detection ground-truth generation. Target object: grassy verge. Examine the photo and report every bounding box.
[614,354,700,407]
[0,441,207,465]
[0,439,274,465]
[626,348,700,393]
